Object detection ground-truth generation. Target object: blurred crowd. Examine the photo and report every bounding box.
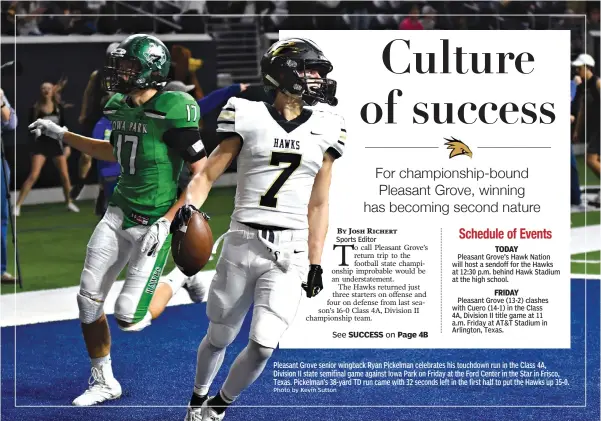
[2,1,597,72]
[2,1,598,36]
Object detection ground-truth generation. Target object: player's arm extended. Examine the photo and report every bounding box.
[308,153,335,265]
[167,136,242,220]
[62,131,116,162]
[186,136,241,207]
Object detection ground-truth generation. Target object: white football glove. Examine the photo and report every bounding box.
[28,118,67,141]
[140,217,171,257]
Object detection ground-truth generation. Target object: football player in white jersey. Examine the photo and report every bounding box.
[170,38,346,420]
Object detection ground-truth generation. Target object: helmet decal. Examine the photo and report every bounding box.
[103,34,171,94]
[144,43,167,67]
[271,40,300,56]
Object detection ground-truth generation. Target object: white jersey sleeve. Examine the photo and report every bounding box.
[216,97,243,142]
[325,114,346,160]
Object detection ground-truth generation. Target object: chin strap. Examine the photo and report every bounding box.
[327,97,338,106]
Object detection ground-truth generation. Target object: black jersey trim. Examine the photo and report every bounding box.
[263,102,312,134]
[241,221,287,231]
[326,147,341,160]
[145,109,167,116]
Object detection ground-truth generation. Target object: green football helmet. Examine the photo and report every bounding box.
[103,34,171,94]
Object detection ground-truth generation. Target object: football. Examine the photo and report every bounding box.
[172,211,213,276]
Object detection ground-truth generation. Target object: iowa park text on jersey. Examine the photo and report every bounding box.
[103,90,205,229]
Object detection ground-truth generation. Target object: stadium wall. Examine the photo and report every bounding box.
[0,34,217,191]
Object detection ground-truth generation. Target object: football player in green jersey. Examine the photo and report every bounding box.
[29,34,207,406]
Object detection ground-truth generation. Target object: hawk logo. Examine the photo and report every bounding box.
[144,43,166,67]
[444,137,473,159]
[271,40,300,57]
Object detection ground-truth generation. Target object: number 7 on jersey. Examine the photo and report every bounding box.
[260,152,302,208]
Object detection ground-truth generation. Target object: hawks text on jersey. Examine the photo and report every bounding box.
[216,97,346,230]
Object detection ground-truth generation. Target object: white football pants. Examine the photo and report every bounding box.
[206,219,309,348]
[79,206,171,324]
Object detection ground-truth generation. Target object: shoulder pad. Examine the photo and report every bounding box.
[216,97,245,142]
[103,93,126,115]
[149,91,200,127]
[153,91,197,113]
[217,96,240,126]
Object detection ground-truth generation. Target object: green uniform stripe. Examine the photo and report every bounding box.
[132,234,172,322]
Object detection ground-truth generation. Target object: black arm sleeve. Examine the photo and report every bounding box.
[325,147,341,160]
[163,127,207,163]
